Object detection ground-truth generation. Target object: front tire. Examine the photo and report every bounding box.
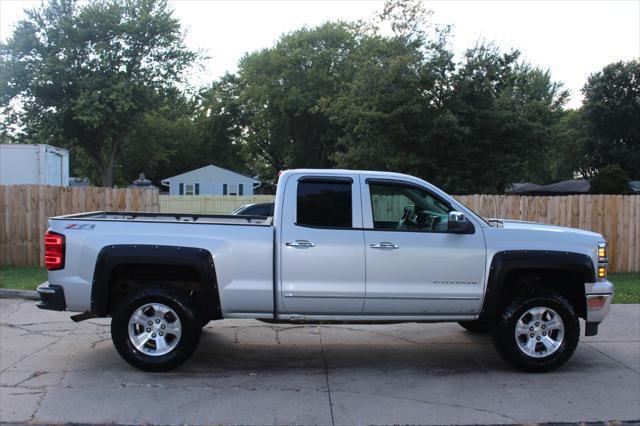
[111,286,202,372]
[491,289,579,372]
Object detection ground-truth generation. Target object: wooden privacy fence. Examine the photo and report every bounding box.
[1,187,638,272]
[455,195,639,273]
[0,185,159,267]
[161,194,639,273]
[160,195,275,215]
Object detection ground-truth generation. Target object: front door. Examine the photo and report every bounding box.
[361,178,486,316]
[279,175,365,315]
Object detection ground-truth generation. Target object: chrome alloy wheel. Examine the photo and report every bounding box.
[515,307,565,358]
[128,303,182,356]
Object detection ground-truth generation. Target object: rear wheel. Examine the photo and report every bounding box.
[491,289,579,372]
[111,286,202,372]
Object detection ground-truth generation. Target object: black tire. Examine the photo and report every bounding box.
[111,286,202,372]
[458,320,491,333]
[491,289,579,373]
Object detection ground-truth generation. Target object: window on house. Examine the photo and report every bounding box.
[185,184,195,195]
[223,183,243,196]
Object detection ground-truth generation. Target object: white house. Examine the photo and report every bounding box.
[161,165,261,196]
[0,144,69,186]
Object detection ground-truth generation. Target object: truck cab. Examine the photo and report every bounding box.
[275,170,486,319]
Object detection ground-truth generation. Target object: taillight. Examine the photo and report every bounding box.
[44,230,65,270]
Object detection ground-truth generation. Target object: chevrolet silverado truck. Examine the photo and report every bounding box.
[37,169,614,372]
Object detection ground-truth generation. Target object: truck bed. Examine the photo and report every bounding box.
[51,211,273,225]
[47,210,275,316]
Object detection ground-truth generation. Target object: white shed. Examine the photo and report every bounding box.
[0,144,70,186]
[161,165,261,196]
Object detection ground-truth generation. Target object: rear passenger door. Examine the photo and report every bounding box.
[279,175,365,315]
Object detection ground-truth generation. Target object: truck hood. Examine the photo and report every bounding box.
[494,219,602,239]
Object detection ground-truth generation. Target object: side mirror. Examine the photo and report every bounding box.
[447,211,475,234]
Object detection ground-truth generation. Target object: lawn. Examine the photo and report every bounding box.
[0,266,638,303]
[0,266,47,291]
[610,272,640,304]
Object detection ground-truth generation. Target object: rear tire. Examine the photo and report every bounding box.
[458,320,491,333]
[111,286,202,372]
[491,289,579,373]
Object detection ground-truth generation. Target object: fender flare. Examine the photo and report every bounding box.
[91,244,222,319]
[479,250,595,321]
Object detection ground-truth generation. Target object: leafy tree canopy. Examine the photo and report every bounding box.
[590,164,631,194]
[581,59,640,179]
[1,0,635,193]
[0,0,197,186]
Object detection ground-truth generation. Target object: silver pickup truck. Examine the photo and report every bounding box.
[37,169,614,372]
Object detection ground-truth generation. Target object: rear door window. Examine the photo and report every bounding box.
[297,180,352,228]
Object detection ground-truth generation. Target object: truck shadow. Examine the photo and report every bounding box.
[172,323,599,375]
[80,322,606,376]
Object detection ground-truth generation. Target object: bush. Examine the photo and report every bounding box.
[590,164,630,194]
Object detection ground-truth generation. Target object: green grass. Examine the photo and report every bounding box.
[609,272,640,304]
[0,267,638,303]
[0,266,47,291]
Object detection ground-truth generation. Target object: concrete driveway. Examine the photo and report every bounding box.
[1,298,638,425]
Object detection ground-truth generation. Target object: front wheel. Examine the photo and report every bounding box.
[491,290,579,372]
[111,286,202,372]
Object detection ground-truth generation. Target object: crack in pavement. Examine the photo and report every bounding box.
[1,322,79,373]
[581,341,640,375]
[332,388,521,423]
[318,326,335,426]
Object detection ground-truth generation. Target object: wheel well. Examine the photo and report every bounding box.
[498,268,587,319]
[107,263,219,321]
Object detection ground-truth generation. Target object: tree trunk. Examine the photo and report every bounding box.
[101,167,114,187]
[85,140,118,187]
[101,140,119,187]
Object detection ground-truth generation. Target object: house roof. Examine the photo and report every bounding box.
[161,165,261,186]
[505,179,592,195]
[505,182,543,194]
[533,179,591,194]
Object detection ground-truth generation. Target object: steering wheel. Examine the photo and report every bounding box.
[398,205,417,230]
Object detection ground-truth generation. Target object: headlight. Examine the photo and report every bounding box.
[597,242,607,281]
[598,242,608,263]
[598,266,607,279]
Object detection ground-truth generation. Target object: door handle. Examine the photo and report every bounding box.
[370,242,399,249]
[286,240,315,248]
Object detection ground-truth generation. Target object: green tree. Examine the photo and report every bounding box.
[117,90,199,185]
[548,108,589,181]
[0,0,197,186]
[581,60,640,179]
[193,74,249,175]
[590,164,630,194]
[234,22,358,180]
[321,0,455,183]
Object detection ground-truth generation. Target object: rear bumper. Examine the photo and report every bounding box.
[36,282,66,311]
[584,280,613,336]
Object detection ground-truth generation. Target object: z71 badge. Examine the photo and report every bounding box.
[65,224,95,230]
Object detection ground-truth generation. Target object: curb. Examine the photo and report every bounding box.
[0,288,39,300]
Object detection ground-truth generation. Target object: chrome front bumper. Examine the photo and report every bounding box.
[585,280,614,324]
